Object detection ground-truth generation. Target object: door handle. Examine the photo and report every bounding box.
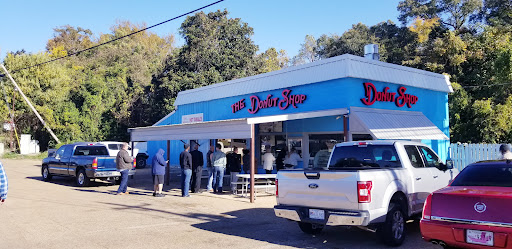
[433,175,438,178]
[416,177,422,181]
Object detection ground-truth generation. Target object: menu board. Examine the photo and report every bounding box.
[259,122,283,133]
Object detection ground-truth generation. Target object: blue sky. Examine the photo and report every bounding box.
[0,0,403,60]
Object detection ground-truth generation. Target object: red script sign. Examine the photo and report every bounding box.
[361,82,418,108]
[232,89,307,114]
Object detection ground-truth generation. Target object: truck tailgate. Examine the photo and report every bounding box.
[277,170,359,210]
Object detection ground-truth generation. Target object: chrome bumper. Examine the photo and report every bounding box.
[274,205,369,226]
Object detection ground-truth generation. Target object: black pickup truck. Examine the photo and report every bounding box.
[41,142,135,187]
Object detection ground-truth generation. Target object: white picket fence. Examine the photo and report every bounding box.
[449,143,508,170]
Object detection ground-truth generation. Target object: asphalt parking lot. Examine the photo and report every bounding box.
[0,159,441,249]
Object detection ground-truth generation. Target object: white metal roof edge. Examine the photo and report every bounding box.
[174,54,452,106]
[153,110,176,126]
[130,118,248,131]
[247,108,349,124]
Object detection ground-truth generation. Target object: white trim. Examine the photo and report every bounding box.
[153,110,176,126]
[247,108,348,124]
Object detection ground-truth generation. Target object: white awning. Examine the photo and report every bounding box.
[129,119,250,141]
[247,108,348,124]
[349,107,449,140]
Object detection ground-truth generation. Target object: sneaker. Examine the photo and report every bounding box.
[152,192,156,196]
[182,195,190,197]
[155,193,165,197]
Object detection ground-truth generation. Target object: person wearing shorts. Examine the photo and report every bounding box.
[152,148,167,197]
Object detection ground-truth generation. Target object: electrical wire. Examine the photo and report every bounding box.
[0,0,225,77]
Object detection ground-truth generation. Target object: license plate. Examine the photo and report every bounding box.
[309,209,325,220]
[466,229,493,246]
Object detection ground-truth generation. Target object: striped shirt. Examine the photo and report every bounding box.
[0,162,7,200]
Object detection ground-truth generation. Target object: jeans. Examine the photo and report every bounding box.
[207,167,214,190]
[117,169,129,193]
[212,166,225,192]
[181,169,192,197]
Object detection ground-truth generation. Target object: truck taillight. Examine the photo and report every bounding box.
[276,179,279,196]
[357,181,372,203]
[422,194,432,220]
[133,158,136,168]
[92,158,98,169]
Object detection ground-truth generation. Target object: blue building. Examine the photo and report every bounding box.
[130,52,452,171]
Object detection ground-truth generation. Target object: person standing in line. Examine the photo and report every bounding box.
[206,144,214,192]
[211,143,227,193]
[116,143,133,195]
[179,144,193,197]
[227,146,241,192]
[276,147,286,171]
[242,149,251,174]
[262,145,275,174]
[152,148,167,197]
[500,144,512,160]
[190,143,204,193]
[0,162,8,204]
[284,148,302,169]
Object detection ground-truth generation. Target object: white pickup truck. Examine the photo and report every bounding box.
[274,140,457,246]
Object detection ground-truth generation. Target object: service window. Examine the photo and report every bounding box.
[404,145,425,168]
[418,146,440,168]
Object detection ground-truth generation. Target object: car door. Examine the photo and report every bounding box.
[404,145,435,213]
[59,145,74,176]
[49,146,66,175]
[417,146,454,190]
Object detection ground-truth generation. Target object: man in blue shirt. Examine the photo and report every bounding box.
[0,162,8,203]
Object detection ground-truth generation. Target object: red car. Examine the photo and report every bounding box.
[420,161,512,249]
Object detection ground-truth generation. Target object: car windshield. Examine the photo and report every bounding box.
[451,164,512,187]
[324,144,401,170]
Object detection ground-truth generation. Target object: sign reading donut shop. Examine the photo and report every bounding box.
[361,82,418,108]
[231,89,307,114]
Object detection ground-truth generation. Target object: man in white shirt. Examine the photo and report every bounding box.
[500,144,512,160]
[262,146,275,174]
[284,148,302,169]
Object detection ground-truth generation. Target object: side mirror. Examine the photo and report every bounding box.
[446,160,454,170]
[48,149,56,158]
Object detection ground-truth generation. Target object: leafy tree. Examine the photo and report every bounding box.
[292,35,320,65]
[258,48,289,73]
[46,25,93,55]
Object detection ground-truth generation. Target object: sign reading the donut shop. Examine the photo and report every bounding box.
[361,82,418,108]
[231,89,307,114]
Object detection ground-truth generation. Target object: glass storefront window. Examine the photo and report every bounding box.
[308,134,344,168]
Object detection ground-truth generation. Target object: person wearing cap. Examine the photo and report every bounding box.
[499,144,512,160]
[179,143,193,197]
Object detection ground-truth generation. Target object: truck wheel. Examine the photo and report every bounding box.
[115,177,121,185]
[378,203,406,246]
[42,165,52,181]
[298,222,324,235]
[76,169,90,187]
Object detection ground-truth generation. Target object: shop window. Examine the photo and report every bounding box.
[308,134,344,168]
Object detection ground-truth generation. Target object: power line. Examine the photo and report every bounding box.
[0,0,225,77]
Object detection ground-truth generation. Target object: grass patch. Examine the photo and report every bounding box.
[1,152,47,160]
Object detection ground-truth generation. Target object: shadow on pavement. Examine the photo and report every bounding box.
[25,176,114,187]
[98,202,434,249]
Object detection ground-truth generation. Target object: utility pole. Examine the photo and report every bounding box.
[0,64,60,144]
